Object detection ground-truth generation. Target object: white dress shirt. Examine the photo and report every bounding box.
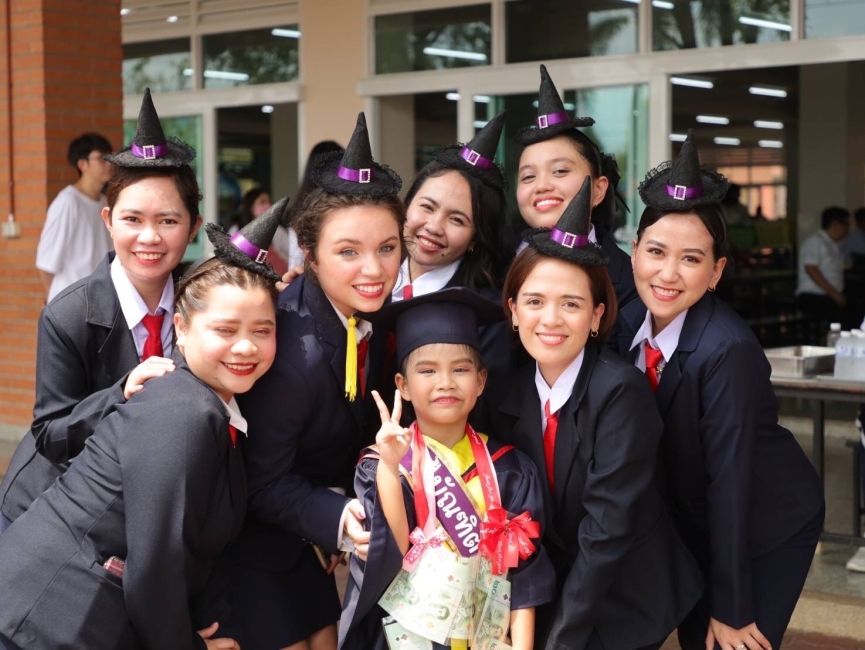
[391,257,462,302]
[110,256,174,360]
[628,308,688,372]
[534,350,585,432]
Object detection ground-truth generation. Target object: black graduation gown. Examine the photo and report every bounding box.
[489,345,703,650]
[0,254,139,523]
[0,357,245,650]
[338,436,556,650]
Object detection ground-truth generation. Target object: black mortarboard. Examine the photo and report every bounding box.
[107,88,195,168]
[359,288,503,367]
[517,65,596,146]
[430,111,506,189]
[311,112,402,198]
[205,196,289,282]
[638,130,729,211]
[524,177,608,266]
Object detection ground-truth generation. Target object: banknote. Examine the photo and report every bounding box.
[472,572,512,650]
[382,616,433,650]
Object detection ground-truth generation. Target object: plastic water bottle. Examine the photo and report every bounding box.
[852,330,865,381]
[827,322,842,348]
[835,331,853,379]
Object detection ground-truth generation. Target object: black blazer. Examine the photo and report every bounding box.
[0,358,245,650]
[233,274,384,570]
[615,294,824,628]
[0,254,139,521]
[490,346,702,650]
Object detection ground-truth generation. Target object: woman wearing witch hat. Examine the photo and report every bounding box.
[0,184,283,650]
[0,89,202,533]
[616,132,823,650]
[228,113,404,650]
[491,178,702,649]
[515,64,637,313]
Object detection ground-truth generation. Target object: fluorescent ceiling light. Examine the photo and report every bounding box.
[669,133,688,142]
[754,120,783,130]
[696,114,730,125]
[759,139,784,148]
[714,137,741,146]
[473,120,488,129]
[166,15,178,23]
[272,28,301,38]
[120,8,131,16]
[749,85,787,98]
[261,105,275,114]
[445,93,491,103]
[653,0,674,8]
[183,68,250,81]
[739,16,791,32]
[423,47,487,62]
[671,76,714,89]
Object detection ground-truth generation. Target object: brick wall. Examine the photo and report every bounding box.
[0,0,122,437]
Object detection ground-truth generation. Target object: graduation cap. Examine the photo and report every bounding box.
[204,196,289,282]
[517,65,596,146]
[360,288,503,368]
[107,88,195,168]
[523,177,608,266]
[310,112,402,198]
[430,111,506,189]
[638,130,729,211]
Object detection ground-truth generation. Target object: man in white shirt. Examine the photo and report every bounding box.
[36,133,113,302]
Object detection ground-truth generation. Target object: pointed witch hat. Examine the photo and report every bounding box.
[638,130,728,211]
[524,176,608,266]
[205,196,290,282]
[517,65,596,146]
[430,111,507,189]
[311,112,402,197]
[107,88,195,168]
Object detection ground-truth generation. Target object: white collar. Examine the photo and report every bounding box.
[325,297,373,341]
[629,308,689,363]
[534,349,585,416]
[391,257,462,302]
[221,396,248,435]
[110,255,174,328]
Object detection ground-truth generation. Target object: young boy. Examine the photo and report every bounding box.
[339,289,555,650]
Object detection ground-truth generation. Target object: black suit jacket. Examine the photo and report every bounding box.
[0,359,245,650]
[0,254,139,521]
[490,346,702,650]
[233,275,384,570]
[615,294,824,628]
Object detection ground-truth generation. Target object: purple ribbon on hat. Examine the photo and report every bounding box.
[665,183,703,201]
[459,146,493,169]
[230,232,269,264]
[337,165,372,184]
[537,111,571,129]
[131,142,169,160]
[550,228,589,249]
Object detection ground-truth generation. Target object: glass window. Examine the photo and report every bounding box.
[375,5,491,74]
[806,0,865,38]
[653,0,791,51]
[123,115,205,262]
[123,39,191,95]
[201,26,300,89]
[506,0,638,62]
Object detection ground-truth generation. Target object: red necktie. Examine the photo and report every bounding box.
[403,285,413,300]
[543,399,558,491]
[141,313,164,360]
[644,342,664,393]
[357,337,369,397]
[228,424,238,448]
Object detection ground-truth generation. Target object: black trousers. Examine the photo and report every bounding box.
[796,292,848,341]
[677,506,824,650]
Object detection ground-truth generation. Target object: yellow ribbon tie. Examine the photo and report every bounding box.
[345,315,358,401]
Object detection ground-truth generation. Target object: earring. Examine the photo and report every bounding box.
[590,329,599,338]
[512,324,518,332]
[468,244,475,253]
[708,285,716,293]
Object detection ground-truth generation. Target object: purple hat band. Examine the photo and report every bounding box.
[337,165,372,184]
[550,228,589,249]
[665,183,703,201]
[458,146,493,169]
[537,111,571,129]
[230,232,269,264]
[131,142,169,160]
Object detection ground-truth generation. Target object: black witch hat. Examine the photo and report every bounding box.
[524,177,608,266]
[311,112,402,198]
[638,130,728,211]
[205,196,289,282]
[430,111,506,189]
[107,88,195,168]
[518,65,596,146]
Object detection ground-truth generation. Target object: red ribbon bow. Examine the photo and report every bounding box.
[402,526,445,572]
[479,508,540,575]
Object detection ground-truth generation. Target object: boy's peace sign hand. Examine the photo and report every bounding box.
[373,390,410,469]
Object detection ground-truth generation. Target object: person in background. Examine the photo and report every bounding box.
[720,183,750,227]
[796,205,851,335]
[233,188,289,277]
[841,206,865,260]
[35,132,114,302]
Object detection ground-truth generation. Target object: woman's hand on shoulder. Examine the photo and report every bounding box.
[275,265,303,292]
[372,390,410,469]
[705,617,771,650]
[123,356,175,400]
[196,622,241,649]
